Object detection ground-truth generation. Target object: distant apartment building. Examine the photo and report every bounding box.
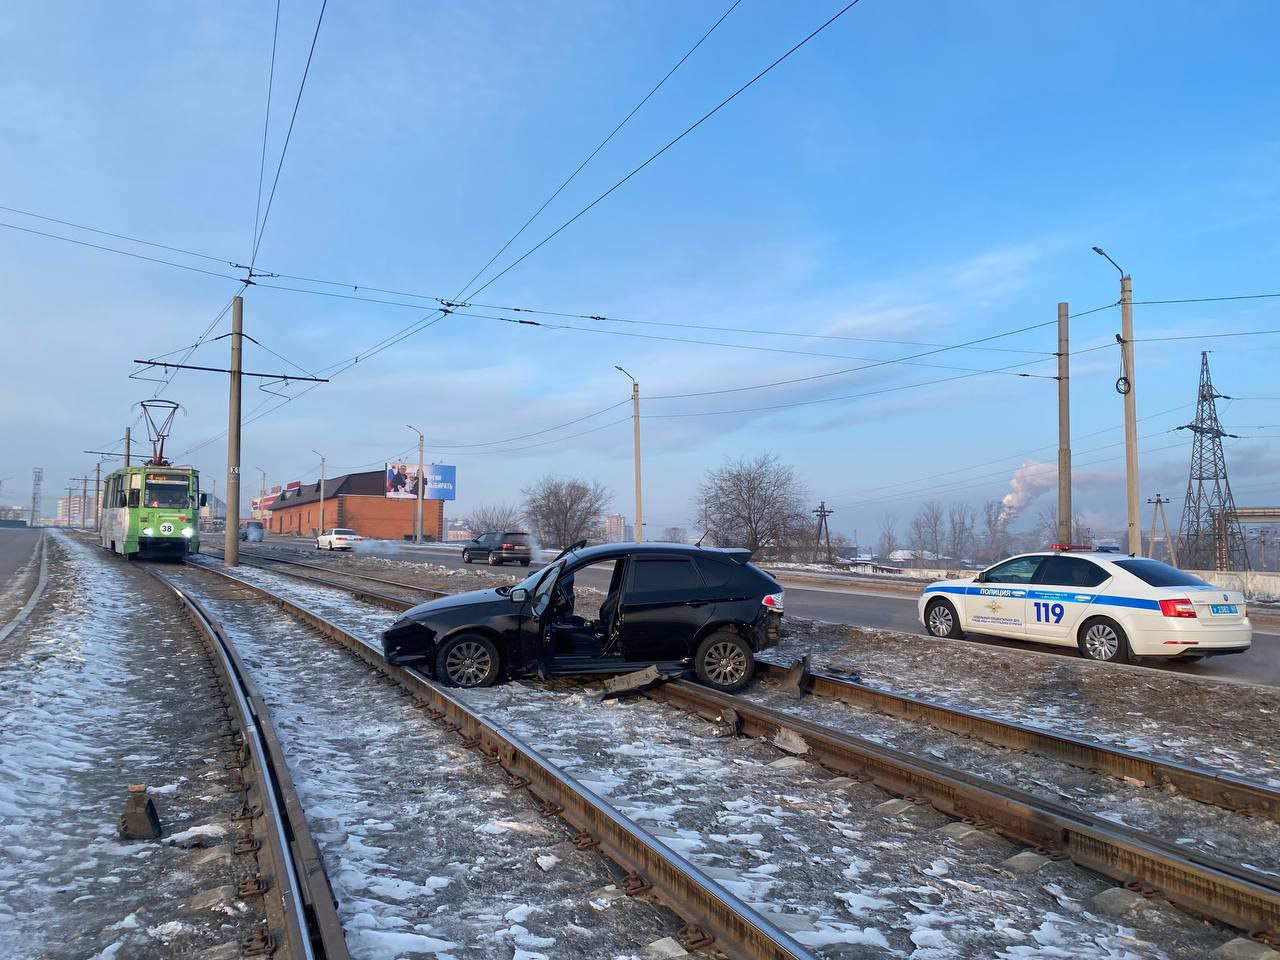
[57,495,94,526]
[605,513,626,543]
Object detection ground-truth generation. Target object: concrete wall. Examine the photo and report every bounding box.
[1191,569,1280,602]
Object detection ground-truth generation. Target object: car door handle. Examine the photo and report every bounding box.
[683,600,710,607]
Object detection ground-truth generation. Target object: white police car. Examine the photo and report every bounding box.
[918,545,1251,663]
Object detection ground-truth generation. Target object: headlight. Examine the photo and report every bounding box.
[142,527,154,536]
[182,527,194,539]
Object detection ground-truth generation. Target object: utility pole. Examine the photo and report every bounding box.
[1056,301,1072,545]
[408,425,425,544]
[94,462,101,531]
[1147,495,1177,566]
[313,450,326,535]
[616,367,644,542]
[124,425,131,468]
[812,501,834,563]
[30,467,42,528]
[223,295,243,566]
[1093,247,1141,555]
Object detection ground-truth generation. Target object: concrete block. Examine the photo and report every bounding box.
[186,845,233,869]
[875,798,914,816]
[196,944,241,960]
[189,885,237,913]
[1211,938,1280,960]
[768,756,807,770]
[938,822,983,843]
[642,936,689,958]
[1089,886,1146,916]
[1001,851,1049,874]
[816,776,858,791]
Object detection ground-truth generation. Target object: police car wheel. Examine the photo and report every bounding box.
[1078,617,1131,663]
[925,599,962,639]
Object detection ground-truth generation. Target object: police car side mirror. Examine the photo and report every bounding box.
[511,587,529,603]
[974,572,986,583]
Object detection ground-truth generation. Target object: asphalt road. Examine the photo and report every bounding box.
[256,538,1280,688]
[0,528,40,588]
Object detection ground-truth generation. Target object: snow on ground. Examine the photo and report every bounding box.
[0,533,261,959]
[457,681,1230,959]
[766,619,1280,787]
[743,674,1280,877]
[171,566,681,959]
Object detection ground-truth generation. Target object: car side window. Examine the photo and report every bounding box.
[984,556,1043,584]
[626,557,701,599]
[1036,556,1110,588]
[693,557,735,589]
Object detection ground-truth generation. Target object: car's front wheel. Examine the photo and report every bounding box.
[435,634,501,687]
[1078,617,1131,663]
[924,598,962,639]
[694,632,754,693]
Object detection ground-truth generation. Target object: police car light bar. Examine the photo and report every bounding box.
[1048,543,1094,552]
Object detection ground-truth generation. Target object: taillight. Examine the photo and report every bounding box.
[1159,598,1197,619]
[762,591,784,612]
[502,543,513,549]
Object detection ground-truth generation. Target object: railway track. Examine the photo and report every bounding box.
[191,555,1280,950]
[199,548,1280,823]
[177,557,817,959]
[152,571,350,960]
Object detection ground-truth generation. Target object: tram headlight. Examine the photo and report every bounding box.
[182,527,194,539]
[142,527,154,537]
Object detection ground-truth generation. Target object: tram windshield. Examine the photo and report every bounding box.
[144,483,190,508]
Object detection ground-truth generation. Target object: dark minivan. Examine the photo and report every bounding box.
[382,542,784,692]
[463,531,532,566]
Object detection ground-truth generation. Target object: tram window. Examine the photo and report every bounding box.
[145,484,189,508]
[128,489,140,508]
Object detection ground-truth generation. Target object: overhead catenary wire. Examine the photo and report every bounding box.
[463,0,866,303]
[252,0,284,250]
[0,220,240,280]
[455,0,744,299]
[250,0,328,268]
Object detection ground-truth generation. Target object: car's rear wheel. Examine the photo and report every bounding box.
[1078,617,1131,663]
[435,634,501,687]
[520,560,530,567]
[462,550,471,564]
[1179,655,1205,664]
[925,598,962,639]
[489,552,502,566]
[694,632,754,693]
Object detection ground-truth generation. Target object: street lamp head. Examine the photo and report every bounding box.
[1092,245,1125,276]
[614,365,636,384]
[406,424,423,438]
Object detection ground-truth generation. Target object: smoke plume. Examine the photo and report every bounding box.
[998,460,1055,524]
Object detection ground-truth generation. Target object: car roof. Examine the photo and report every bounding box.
[564,542,753,565]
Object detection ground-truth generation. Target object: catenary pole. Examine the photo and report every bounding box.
[223,295,243,565]
[94,462,101,532]
[313,450,326,536]
[408,425,425,544]
[124,426,131,468]
[1056,302,1072,544]
[1120,274,1140,555]
[616,367,643,542]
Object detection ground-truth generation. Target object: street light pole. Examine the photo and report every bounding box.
[616,367,643,542]
[408,425,425,544]
[1056,301,1072,545]
[313,450,326,536]
[1093,247,1141,556]
[223,295,243,566]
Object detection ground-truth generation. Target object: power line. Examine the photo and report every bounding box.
[465,0,866,302]
[456,0,744,298]
[428,399,631,448]
[253,0,284,250]
[1132,293,1280,306]
[0,220,238,280]
[251,0,328,267]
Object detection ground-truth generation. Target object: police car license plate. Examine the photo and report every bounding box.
[1209,604,1238,615]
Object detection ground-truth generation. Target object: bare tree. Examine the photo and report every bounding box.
[698,454,808,556]
[908,500,946,563]
[466,502,524,534]
[877,513,899,561]
[521,476,610,550]
[660,526,689,543]
[981,499,1010,562]
[946,502,976,562]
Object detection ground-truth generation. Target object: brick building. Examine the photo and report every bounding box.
[266,470,444,540]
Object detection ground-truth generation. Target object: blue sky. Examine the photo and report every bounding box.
[2,1,1278,539]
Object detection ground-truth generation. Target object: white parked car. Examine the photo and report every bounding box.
[918,546,1251,663]
[317,528,364,551]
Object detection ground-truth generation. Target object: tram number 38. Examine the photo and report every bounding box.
[1033,601,1065,624]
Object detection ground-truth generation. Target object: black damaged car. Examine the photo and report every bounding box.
[381,542,784,692]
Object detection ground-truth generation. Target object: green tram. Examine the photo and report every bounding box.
[100,465,206,560]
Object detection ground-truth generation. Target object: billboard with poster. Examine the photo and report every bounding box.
[384,462,457,501]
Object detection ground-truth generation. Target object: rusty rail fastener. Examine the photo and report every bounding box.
[238,875,268,897]
[234,835,261,855]
[537,800,563,819]
[572,830,600,850]
[622,871,652,896]
[242,925,275,957]
[508,775,530,791]
[678,923,715,950]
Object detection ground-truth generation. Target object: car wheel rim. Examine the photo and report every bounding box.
[445,641,492,686]
[928,605,953,636]
[704,641,747,686]
[1084,624,1119,660]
